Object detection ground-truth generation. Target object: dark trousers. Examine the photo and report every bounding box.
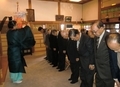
[58,51,66,70]
[80,67,95,87]
[95,73,114,87]
[46,48,52,63]
[70,61,79,82]
[52,50,58,66]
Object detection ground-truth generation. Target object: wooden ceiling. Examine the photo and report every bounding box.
[38,0,92,4]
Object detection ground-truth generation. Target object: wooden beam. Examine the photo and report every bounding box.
[28,0,32,9]
[38,0,92,4]
[98,0,101,20]
[58,1,60,15]
[0,32,2,85]
[0,32,2,56]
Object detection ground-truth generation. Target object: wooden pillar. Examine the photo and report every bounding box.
[27,0,35,22]
[58,1,60,15]
[28,0,32,9]
[0,32,2,56]
[98,0,101,20]
[0,32,2,85]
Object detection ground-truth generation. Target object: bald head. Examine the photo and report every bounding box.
[106,33,120,52]
[106,33,120,43]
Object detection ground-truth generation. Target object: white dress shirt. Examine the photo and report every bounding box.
[117,53,120,69]
[97,30,105,48]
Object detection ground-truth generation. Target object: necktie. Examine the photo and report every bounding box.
[96,37,99,49]
[77,41,80,51]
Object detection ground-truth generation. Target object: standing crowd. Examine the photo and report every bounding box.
[6,18,120,87]
[38,20,120,87]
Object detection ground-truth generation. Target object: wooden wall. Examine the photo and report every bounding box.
[0,32,8,85]
[0,32,2,85]
[33,34,46,56]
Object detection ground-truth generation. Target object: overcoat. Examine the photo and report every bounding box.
[7,29,27,73]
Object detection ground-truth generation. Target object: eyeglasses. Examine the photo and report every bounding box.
[92,29,99,34]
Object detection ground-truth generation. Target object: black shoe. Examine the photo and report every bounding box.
[58,69,65,72]
[56,67,60,69]
[70,81,78,84]
[52,65,57,67]
[48,61,51,63]
[44,57,47,59]
[68,78,72,81]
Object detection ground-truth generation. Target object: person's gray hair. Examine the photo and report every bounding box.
[106,33,120,44]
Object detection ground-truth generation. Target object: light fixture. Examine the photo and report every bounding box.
[69,0,81,2]
[111,3,116,6]
[60,24,65,30]
[14,2,26,28]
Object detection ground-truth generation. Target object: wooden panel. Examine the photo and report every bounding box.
[100,3,120,23]
[1,42,7,47]
[41,44,45,47]
[1,38,7,42]
[2,52,7,55]
[102,17,120,23]
[35,44,40,47]
[0,56,8,85]
[0,32,2,84]
[33,51,46,56]
[40,39,44,43]
[2,47,7,51]
[1,34,6,38]
[0,36,1,53]
[35,48,46,51]
[34,34,42,37]
[33,33,46,55]
[35,36,43,39]
[36,40,40,44]
[1,34,7,56]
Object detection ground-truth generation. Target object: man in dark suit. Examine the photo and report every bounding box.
[91,20,114,87]
[67,38,80,84]
[57,30,68,71]
[68,29,95,87]
[106,33,120,87]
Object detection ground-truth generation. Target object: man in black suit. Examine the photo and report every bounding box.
[106,33,120,87]
[68,29,95,87]
[91,21,114,87]
[57,30,68,71]
[67,38,80,84]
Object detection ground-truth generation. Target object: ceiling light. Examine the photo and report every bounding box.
[112,3,116,6]
[69,0,81,2]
